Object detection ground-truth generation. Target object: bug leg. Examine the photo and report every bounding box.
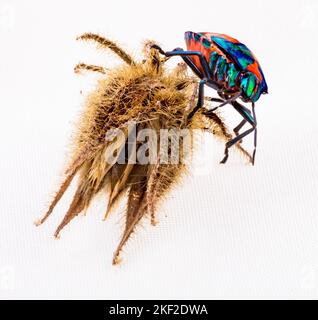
[197,110,253,162]
[220,127,255,164]
[150,45,221,86]
[164,49,212,79]
[175,51,211,80]
[151,45,205,79]
[232,101,253,143]
[203,93,241,120]
[210,91,242,112]
[150,46,224,119]
[251,102,257,163]
[74,63,107,74]
[205,97,224,103]
[203,96,225,112]
[232,119,247,144]
[181,56,204,79]
[234,120,247,137]
[220,102,257,165]
[187,79,206,120]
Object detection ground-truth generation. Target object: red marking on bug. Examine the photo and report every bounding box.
[247,61,263,83]
[185,34,226,75]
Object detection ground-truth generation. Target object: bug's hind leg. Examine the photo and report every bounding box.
[232,101,253,140]
[234,120,247,140]
[199,110,253,163]
[220,102,257,165]
[77,33,135,65]
[74,62,107,74]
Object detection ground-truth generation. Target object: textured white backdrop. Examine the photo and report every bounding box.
[0,0,318,299]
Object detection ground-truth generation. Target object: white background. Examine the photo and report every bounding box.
[0,0,318,299]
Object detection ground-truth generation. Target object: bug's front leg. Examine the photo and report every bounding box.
[187,79,206,120]
[233,120,247,139]
[151,45,206,80]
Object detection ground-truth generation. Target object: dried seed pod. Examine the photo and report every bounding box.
[36,34,251,264]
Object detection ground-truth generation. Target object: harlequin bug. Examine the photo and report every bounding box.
[152,31,268,164]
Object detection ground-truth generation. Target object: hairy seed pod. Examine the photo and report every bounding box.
[36,34,252,264]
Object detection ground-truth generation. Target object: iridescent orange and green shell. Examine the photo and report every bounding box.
[184,31,268,102]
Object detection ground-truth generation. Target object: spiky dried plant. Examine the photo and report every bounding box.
[36,33,252,264]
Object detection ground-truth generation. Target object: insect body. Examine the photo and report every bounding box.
[153,31,268,164]
[184,32,268,102]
